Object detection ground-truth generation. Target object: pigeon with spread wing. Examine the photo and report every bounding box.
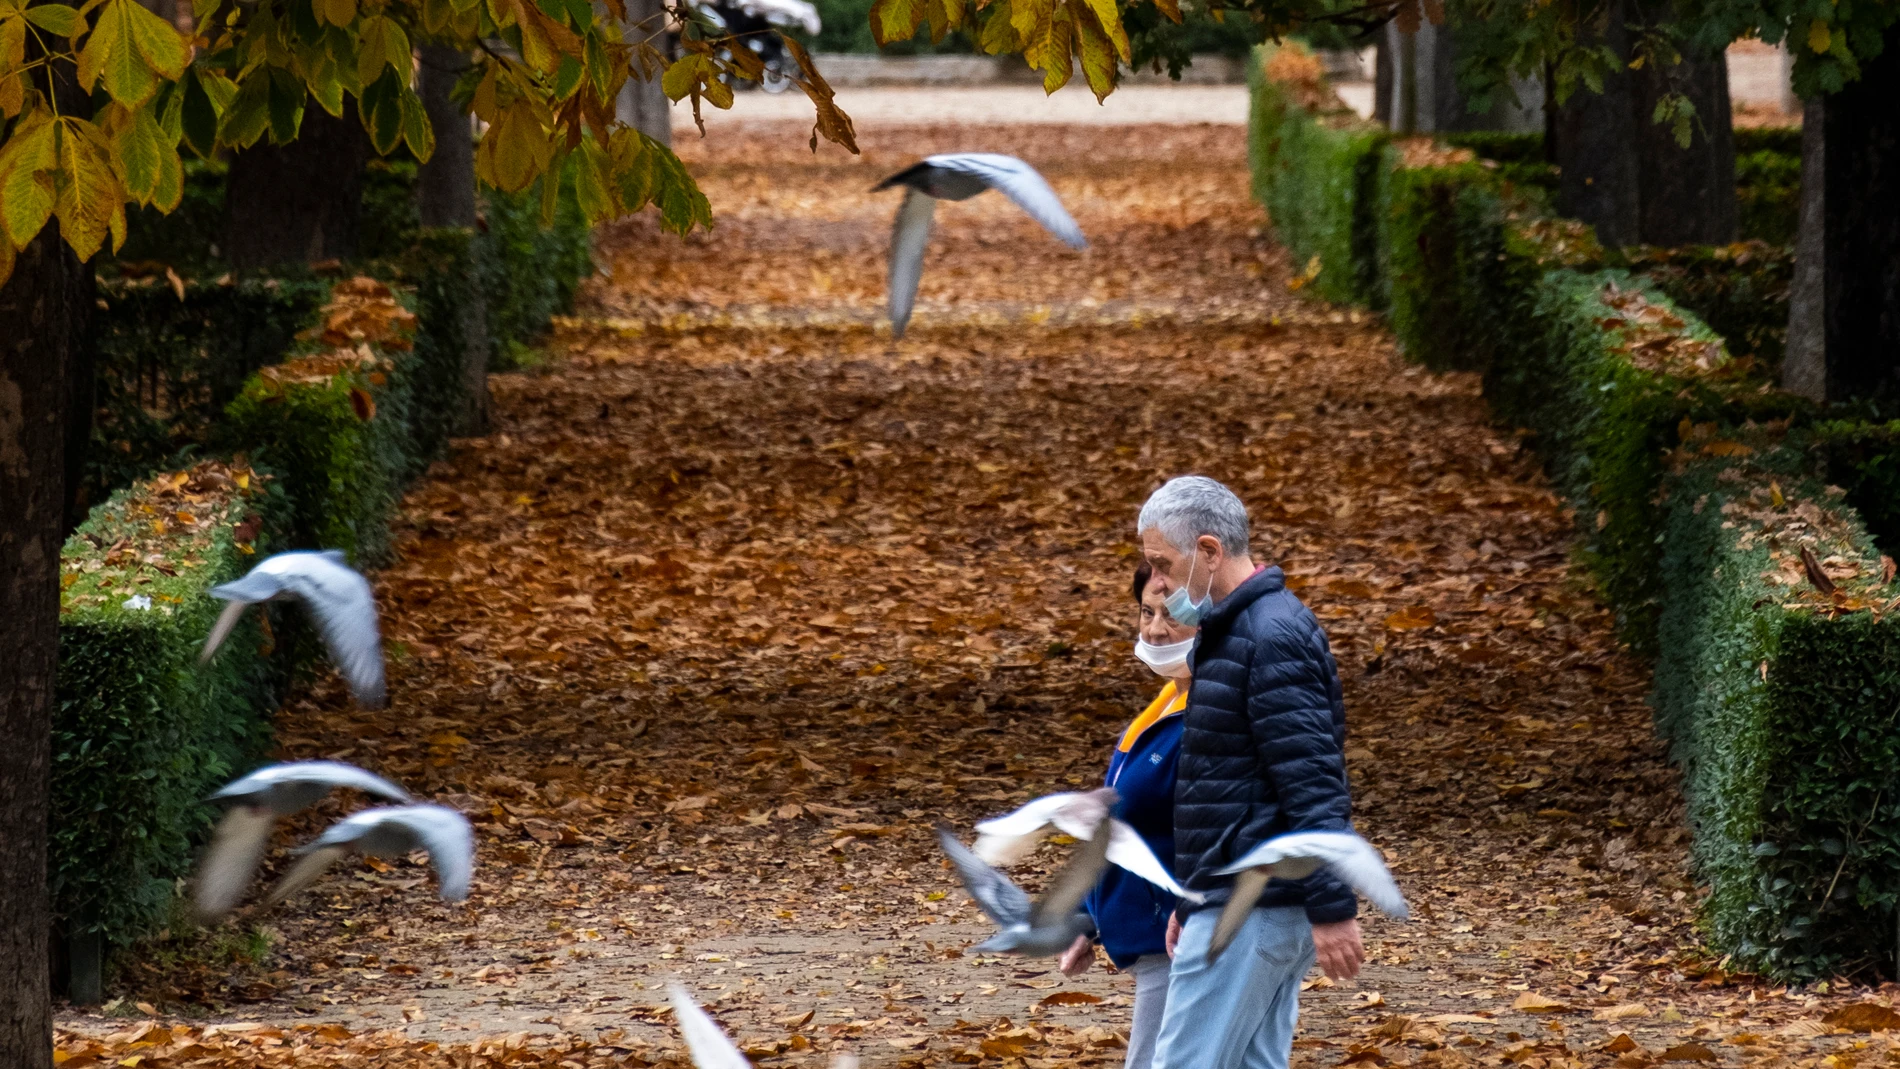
[938,822,1109,957]
[266,804,474,907]
[1208,830,1407,961]
[194,760,411,921]
[201,550,387,709]
[973,788,1204,905]
[874,154,1087,339]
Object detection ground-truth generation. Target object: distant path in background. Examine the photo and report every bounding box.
[669,84,1252,127]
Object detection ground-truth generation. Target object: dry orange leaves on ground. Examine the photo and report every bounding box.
[57,123,1900,1067]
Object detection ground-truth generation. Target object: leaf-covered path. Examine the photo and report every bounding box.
[61,122,1894,1067]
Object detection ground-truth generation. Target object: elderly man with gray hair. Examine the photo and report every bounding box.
[1137,475,1363,1069]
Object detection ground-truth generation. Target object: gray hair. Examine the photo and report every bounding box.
[1138,476,1250,557]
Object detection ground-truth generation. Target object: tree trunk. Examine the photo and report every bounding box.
[418,46,477,230]
[0,225,89,1068]
[1373,33,1393,125]
[222,104,372,269]
[1781,96,1826,400]
[417,43,491,435]
[617,0,673,145]
[1630,33,1737,245]
[1553,0,1641,246]
[1818,22,1900,403]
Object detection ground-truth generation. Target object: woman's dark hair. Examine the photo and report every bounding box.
[1132,560,1152,603]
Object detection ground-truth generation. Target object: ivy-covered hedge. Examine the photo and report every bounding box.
[1249,44,1388,307]
[220,278,422,564]
[90,274,331,502]
[1653,440,1900,978]
[55,460,292,946]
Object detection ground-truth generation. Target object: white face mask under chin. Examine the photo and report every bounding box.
[1134,635,1196,679]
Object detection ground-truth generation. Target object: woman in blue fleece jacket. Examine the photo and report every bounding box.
[1057,560,1195,1069]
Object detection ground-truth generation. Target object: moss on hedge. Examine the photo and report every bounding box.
[1653,440,1900,978]
[55,460,291,945]
[1249,44,1388,307]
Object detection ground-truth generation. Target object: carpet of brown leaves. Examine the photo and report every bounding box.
[57,121,1900,1067]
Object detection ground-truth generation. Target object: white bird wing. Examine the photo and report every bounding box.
[669,985,752,1069]
[194,807,276,921]
[972,792,1084,866]
[264,844,350,906]
[210,760,411,807]
[1104,819,1205,904]
[199,600,252,663]
[937,826,1032,927]
[367,805,476,901]
[1029,815,1113,928]
[887,188,935,340]
[283,556,388,709]
[1215,831,1408,919]
[926,154,1087,249]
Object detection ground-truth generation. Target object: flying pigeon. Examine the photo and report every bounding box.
[873,153,1087,339]
[973,789,1204,905]
[669,985,858,1069]
[265,803,474,907]
[1208,830,1408,961]
[201,550,387,709]
[194,760,412,921]
[938,821,1108,957]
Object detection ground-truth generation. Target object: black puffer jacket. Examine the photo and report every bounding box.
[1174,565,1357,924]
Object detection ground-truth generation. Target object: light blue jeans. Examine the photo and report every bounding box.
[1150,907,1316,1069]
[1125,954,1171,1069]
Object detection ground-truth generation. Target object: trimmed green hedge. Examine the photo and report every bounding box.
[90,275,331,502]
[1248,80,1900,978]
[1249,45,1388,307]
[55,461,292,946]
[219,282,422,564]
[1653,440,1900,978]
[476,161,595,366]
[1618,242,1794,373]
[1481,269,1800,648]
[1736,149,1800,246]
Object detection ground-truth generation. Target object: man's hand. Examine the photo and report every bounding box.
[1165,913,1182,959]
[1312,919,1364,981]
[1058,935,1094,977]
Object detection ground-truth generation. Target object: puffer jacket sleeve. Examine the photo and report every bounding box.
[1247,614,1357,924]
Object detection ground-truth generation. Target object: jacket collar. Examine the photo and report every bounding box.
[1199,565,1285,632]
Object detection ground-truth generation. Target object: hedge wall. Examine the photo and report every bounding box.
[1653,440,1900,978]
[220,278,423,564]
[1249,43,1388,307]
[55,460,292,945]
[1246,69,1900,977]
[91,274,331,502]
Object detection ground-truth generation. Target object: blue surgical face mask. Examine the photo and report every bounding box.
[1163,547,1214,627]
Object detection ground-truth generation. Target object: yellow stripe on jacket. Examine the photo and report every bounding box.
[1118,680,1189,753]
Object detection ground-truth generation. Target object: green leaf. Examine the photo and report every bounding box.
[573,137,613,220]
[122,0,186,76]
[22,4,81,36]
[660,53,698,101]
[265,66,306,144]
[0,112,57,246]
[150,139,181,212]
[114,103,162,200]
[360,67,403,155]
[179,69,219,156]
[398,86,434,162]
[538,147,562,226]
[219,68,272,148]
